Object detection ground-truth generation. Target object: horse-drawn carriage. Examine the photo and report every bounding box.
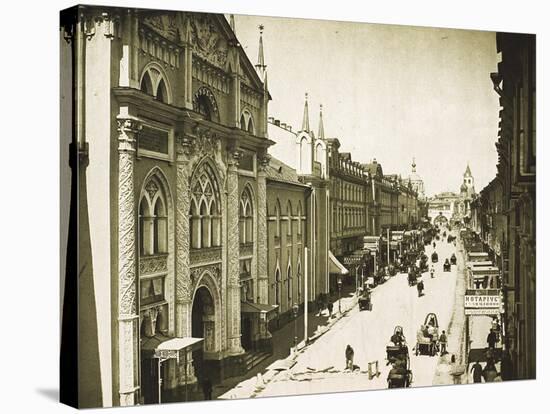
[443,259,451,272]
[358,288,372,311]
[450,254,457,265]
[431,251,439,263]
[415,313,439,356]
[386,326,413,388]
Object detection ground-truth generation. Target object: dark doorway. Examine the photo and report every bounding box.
[191,286,215,384]
[241,316,252,350]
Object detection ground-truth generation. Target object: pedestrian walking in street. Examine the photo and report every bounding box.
[439,330,448,355]
[487,328,497,350]
[201,377,213,400]
[345,344,355,371]
[470,360,483,383]
[482,360,499,383]
[417,279,424,297]
[449,354,464,385]
[327,302,334,318]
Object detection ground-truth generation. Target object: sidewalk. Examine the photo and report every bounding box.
[432,234,467,386]
[219,288,360,399]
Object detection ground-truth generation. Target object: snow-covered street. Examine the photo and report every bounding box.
[251,235,464,398]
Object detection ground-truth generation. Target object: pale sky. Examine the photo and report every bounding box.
[233,14,500,197]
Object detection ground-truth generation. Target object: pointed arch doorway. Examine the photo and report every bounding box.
[191,285,217,384]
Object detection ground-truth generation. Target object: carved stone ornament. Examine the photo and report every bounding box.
[258,154,271,172]
[189,15,228,68]
[145,180,159,200]
[190,247,222,265]
[190,264,222,287]
[189,125,220,155]
[139,255,168,276]
[143,13,179,43]
[228,148,243,169]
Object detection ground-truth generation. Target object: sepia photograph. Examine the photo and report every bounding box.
[58,3,536,409]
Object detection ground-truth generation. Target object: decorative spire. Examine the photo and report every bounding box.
[464,162,472,177]
[318,104,325,139]
[230,14,235,34]
[412,157,416,173]
[301,93,310,133]
[255,24,266,78]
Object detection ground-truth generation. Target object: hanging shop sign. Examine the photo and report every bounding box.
[464,289,501,314]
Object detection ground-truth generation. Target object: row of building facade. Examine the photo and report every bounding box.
[469,32,536,380]
[60,7,423,408]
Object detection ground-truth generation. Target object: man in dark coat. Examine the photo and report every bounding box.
[487,329,497,349]
[470,361,483,383]
[201,377,213,400]
[500,350,513,381]
[327,302,334,317]
[345,344,354,370]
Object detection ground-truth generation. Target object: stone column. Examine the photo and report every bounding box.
[226,150,244,355]
[116,115,140,406]
[175,134,197,386]
[257,154,270,304]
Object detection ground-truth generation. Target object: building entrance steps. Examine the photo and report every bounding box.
[243,351,271,371]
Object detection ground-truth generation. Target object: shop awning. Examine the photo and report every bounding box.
[329,251,349,275]
[141,335,204,360]
[241,301,279,319]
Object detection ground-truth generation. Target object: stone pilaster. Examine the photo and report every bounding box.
[116,115,140,406]
[226,149,244,355]
[175,134,197,386]
[257,154,270,304]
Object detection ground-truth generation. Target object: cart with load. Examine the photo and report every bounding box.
[387,326,413,388]
[415,313,439,356]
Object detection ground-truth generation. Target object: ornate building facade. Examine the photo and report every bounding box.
[428,164,477,226]
[326,139,369,257]
[470,32,536,380]
[491,32,535,380]
[266,96,331,325]
[61,6,274,407]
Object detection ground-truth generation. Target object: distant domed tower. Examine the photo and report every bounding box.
[462,163,475,198]
[408,157,425,199]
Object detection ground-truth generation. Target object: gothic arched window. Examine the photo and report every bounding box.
[300,137,309,172]
[297,202,303,236]
[240,187,254,245]
[140,71,154,96]
[287,262,292,303]
[140,65,171,104]
[139,176,168,256]
[275,267,281,306]
[274,200,281,239]
[316,143,323,163]
[286,201,293,237]
[190,161,221,250]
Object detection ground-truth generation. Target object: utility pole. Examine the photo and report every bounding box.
[387,227,390,266]
[304,247,308,345]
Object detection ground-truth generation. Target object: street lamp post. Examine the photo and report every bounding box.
[292,303,299,352]
[337,275,342,314]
